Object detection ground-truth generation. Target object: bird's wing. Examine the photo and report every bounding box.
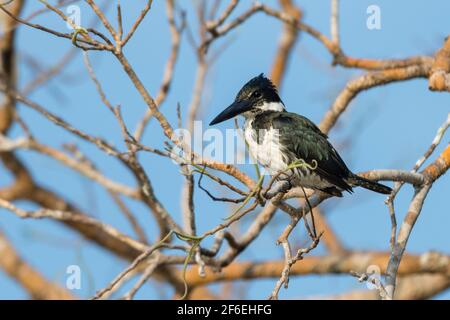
[271,112,353,192]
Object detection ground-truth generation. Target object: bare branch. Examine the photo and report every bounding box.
[0,230,75,299]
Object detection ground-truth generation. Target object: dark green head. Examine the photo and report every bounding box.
[209,74,284,125]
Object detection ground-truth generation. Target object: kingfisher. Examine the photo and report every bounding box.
[209,74,392,198]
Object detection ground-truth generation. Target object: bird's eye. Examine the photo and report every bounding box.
[252,90,261,98]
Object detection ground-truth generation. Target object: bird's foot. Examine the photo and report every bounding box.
[256,190,266,207]
[262,180,292,201]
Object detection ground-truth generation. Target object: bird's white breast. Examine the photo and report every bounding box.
[243,118,288,175]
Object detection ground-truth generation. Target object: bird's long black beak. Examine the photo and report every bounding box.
[209,100,251,125]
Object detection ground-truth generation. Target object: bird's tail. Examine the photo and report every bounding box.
[347,174,392,195]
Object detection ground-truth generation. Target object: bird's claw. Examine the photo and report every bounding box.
[256,189,267,206]
[260,180,292,203]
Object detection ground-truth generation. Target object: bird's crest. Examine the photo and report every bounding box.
[235,73,280,101]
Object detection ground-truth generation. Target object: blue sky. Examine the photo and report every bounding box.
[0,0,449,299]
